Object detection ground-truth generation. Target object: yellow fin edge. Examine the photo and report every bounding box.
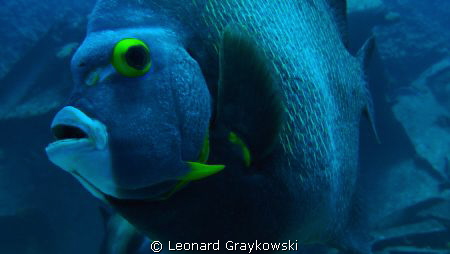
[228,132,251,167]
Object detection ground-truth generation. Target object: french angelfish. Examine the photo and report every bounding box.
[46,0,377,253]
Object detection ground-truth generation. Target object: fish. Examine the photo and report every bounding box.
[45,0,377,253]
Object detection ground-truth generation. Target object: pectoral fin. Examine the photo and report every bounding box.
[161,162,225,200]
[217,26,284,165]
[228,132,251,167]
[184,162,225,181]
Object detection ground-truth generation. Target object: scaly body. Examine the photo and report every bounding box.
[47,0,373,253]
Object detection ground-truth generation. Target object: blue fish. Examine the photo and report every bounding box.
[46,0,377,253]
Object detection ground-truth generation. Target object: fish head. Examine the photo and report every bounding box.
[46,28,212,201]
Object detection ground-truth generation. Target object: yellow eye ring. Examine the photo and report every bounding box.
[111,38,152,77]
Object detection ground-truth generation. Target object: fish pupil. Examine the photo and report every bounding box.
[125,45,150,70]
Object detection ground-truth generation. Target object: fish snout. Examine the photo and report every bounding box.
[46,106,112,201]
[50,106,107,150]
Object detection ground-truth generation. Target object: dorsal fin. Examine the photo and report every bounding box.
[325,0,349,49]
[358,36,380,143]
[357,35,376,71]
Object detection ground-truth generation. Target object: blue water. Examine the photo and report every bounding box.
[0,0,449,253]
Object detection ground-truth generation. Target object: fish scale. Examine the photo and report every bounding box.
[191,0,359,229]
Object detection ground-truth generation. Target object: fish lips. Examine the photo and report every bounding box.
[48,106,107,150]
[45,106,180,201]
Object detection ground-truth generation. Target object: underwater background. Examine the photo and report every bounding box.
[0,0,449,253]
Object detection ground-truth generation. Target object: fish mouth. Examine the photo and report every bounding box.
[52,124,88,141]
[45,106,182,201]
[47,106,108,151]
[48,124,90,149]
[46,106,114,200]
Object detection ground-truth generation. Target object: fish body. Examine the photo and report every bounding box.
[46,0,374,253]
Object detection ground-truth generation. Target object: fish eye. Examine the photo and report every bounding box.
[111,38,151,77]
